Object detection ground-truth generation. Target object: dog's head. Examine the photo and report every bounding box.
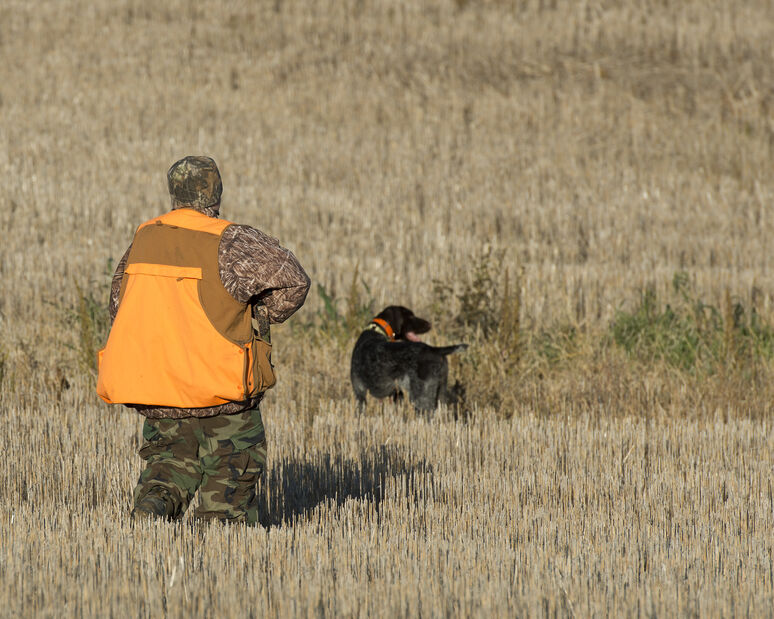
[374,306,431,342]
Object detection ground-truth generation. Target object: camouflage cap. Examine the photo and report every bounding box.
[167,156,223,209]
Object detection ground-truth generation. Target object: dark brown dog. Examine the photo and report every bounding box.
[350,306,466,412]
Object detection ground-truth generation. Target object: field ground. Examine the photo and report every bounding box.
[1,0,774,616]
[2,390,773,616]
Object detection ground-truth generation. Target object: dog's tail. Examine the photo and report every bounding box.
[432,343,468,356]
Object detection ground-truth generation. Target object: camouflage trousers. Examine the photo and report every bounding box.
[133,408,266,524]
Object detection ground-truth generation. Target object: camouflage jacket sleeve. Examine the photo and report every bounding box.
[218,224,310,324]
[109,244,132,324]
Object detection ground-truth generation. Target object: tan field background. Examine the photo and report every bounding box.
[1,0,774,616]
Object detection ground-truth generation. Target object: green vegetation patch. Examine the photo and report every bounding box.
[296,265,377,345]
[610,272,774,372]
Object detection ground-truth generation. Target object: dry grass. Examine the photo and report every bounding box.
[2,383,773,616]
[2,0,774,615]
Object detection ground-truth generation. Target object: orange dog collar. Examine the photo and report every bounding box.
[370,318,395,341]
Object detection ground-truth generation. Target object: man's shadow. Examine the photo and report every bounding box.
[257,444,431,527]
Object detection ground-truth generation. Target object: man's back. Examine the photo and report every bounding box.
[104,171,309,419]
[99,208,280,408]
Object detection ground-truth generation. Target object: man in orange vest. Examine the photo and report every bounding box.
[98,155,310,524]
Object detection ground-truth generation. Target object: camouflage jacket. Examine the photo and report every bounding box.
[109,204,310,419]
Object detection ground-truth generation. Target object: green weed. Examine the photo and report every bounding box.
[533,323,583,365]
[298,266,376,345]
[430,248,523,412]
[73,280,110,376]
[57,262,112,378]
[432,248,522,358]
[610,272,774,372]
[433,246,503,338]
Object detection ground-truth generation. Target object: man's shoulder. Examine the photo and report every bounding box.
[219,223,281,260]
[222,221,254,233]
[221,222,278,245]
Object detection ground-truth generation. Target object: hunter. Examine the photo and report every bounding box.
[97,155,310,524]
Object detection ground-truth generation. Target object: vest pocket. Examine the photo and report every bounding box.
[248,335,276,395]
[124,263,203,280]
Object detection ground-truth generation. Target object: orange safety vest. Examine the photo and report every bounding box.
[96,208,275,408]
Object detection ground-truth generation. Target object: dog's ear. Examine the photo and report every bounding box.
[406,313,431,335]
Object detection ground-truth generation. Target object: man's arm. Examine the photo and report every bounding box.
[218,225,311,324]
[108,244,132,324]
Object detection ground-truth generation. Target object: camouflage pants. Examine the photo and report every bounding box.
[133,408,266,524]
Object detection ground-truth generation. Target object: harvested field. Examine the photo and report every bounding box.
[1,0,773,616]
[2,392,773,616]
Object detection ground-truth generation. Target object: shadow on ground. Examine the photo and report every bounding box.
[258,444,431,527]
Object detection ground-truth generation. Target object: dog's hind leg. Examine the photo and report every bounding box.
[409,361,447,413]
[441,380,467,420]
[440,379,465,405]
[351,376,368,413]
[408,380,438,412]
